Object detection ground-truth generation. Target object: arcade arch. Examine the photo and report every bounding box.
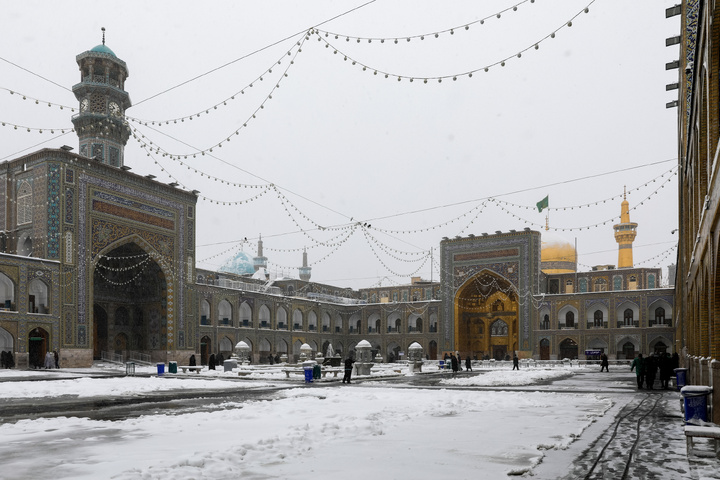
[455,270,518,361]
[92,241,167,361]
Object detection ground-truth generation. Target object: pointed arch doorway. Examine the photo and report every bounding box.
[454,270,518,360]
[92,241,167,362]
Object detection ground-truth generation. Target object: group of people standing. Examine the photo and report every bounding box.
[444,352,474,377]
[630,352,679,390]
[0,350,14,368]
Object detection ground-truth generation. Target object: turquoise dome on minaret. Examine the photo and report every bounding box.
[90,44,116,57]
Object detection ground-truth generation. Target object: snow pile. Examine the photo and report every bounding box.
[440,368,576,386]
[0,386,610,479]
[0,376,273,398]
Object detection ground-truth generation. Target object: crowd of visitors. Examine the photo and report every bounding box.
[0,350,14,368]
[630,351,680,389]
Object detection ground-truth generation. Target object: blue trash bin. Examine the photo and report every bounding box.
[157,363,165,376]
[304,367,313,383]
[681,386,712,424]
[674,368,688,391]
[438,360,445,370]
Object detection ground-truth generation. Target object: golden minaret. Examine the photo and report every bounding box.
[613,187,637,268]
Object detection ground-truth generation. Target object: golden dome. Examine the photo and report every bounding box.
[541,231,577,274]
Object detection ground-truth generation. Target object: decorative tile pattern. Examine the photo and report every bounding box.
[65,188,74,224]
[47,164,60,258]
[65,168,74,184]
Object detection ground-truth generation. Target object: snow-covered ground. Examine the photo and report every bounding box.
[0,364,718,479]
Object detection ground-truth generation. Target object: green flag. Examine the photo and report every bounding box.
[536,195,549,212]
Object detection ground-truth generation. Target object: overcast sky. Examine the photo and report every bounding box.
[0,0,680,289]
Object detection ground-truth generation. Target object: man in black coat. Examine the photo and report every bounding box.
[450,354,459,377]
[343,357,355,384]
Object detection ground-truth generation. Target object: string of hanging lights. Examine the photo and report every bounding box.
[124,35,308,160]
[312,1,595,83]
[494,166,677,212]
[361,227,431,278]
[489,173,675,231]
[0,87,75,111]
[315,0,538,44]
[129,125,268,190]
[126,34,307,126]
[362,228,429,261]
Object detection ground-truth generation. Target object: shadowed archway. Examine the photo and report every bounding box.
[93,241,167,362]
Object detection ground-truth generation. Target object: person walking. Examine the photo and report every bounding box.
[342,356,355,384]
[457,353,463,372]
[645,354,657,390]
[630,353,645,389]
[600,353,609,372]
[512,353,519,370]
[53,349,59,369]
[450,353,459,377]
[208,353,216,370]
[465,356,472,372]
[659,352,672,389]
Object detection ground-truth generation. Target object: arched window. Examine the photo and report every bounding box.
[322,312,331,332]
[28,278,49,314]
[654,307,666,326]
[308,311,317,331]
[565,311,575,328]
[218,300,232,325]
[395,318,401,332]
[490,320,508,336]
[17,181,32,225]
[0,272,15,309]
[613,276,623,291]
[277,307,287,330]
[492,300,504,312]
[259,304,271,328]
[648,274,656,289]
[541,314,550,330]
[579,278,588,293]
[293,309,303,330]
[593,310,603,327]
[200,299,210,325]
[239,302,252,327]
[623,308,634,326]
[594,278,607,292]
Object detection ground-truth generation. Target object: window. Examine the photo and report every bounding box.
[594,278,607,292]
[492,300,504,312]
[565,311,575,328]
[593,310,603,327]
[540,314,550,330]
[566,280,574,293]
[549,279,559,294]
[623,308,634,326]
[491,320,508,336]
[648,274,656,289]
[16,181,32,225]
[654,307,666,326]
[613,276,623,291]
[579,278,588,293]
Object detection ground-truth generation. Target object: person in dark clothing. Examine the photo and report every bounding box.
[645,355,657,390]
[450,354,459,377]
[5,351,14,369]
[512,354,519,370]
[457,353,463,372]
[208,353,216,370]
[54,350,59,369]
[342,357,355,384]
[216,352,224,368]
[274,353,280,364]
[672,352,680,370]
[659,352,672,389]
[268,354,274,365]
[189,354,196,366]
[600,353,609,372]
[465,356,472,372]
[630,354,645,389]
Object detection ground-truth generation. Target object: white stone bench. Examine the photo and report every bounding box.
[178,366,203,374]
[685,425,720,457]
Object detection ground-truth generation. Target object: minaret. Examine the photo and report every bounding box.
[299,248,311,281]
[613,188,638,268]
[71,28,131,167]
[253,234,268,272]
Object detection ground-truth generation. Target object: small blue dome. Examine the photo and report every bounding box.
[90,44,116,57]
[220,251,255,275]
